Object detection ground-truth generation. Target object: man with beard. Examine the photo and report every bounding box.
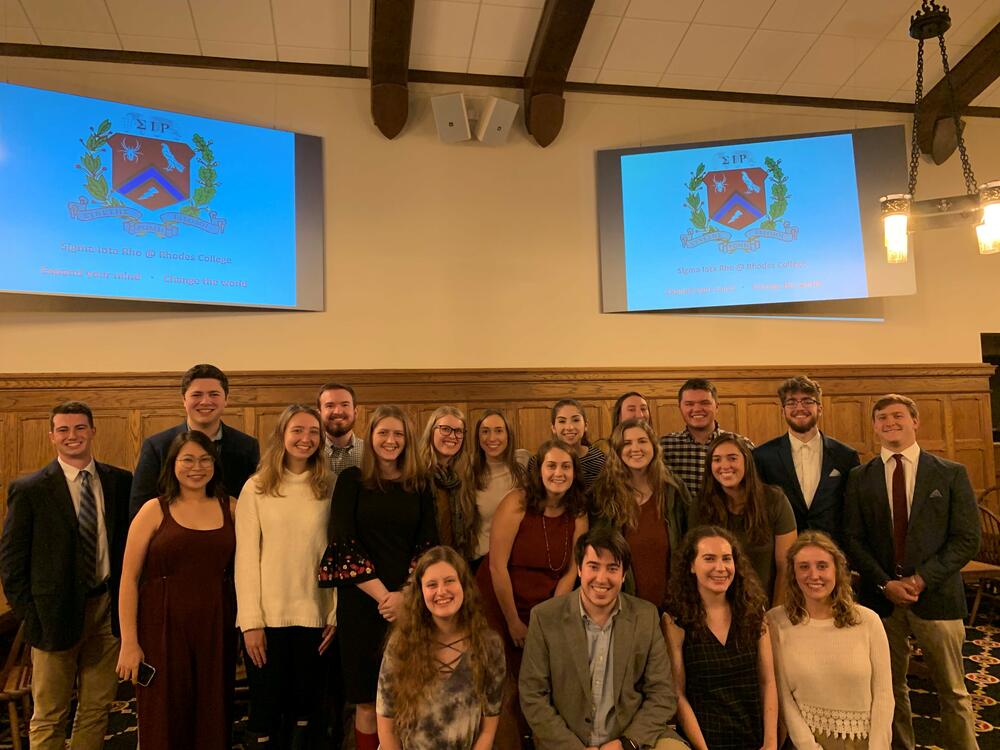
[753,376,860,541]
[317,381,363,483]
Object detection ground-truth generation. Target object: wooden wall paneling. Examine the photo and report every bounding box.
[516,404,554,453]
[90,410,133,470]
[825,396,869,454]
[140,411,184,440]
[914,395,947,453]
[654,402,684,434]
[744,400,783,446]
[17,414,53,475]
[716,402,739,435]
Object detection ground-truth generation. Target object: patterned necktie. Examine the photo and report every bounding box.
[78,470,99,588]
[891,454,908,567]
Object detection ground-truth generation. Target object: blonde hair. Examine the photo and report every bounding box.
[784,531,861,628]
[360,405,426,492]
[419,406,469,471]
[254,404,331,500]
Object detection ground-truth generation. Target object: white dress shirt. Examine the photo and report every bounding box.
[58,457,110,583]
[789,431,822,508]
[880,442,921,519]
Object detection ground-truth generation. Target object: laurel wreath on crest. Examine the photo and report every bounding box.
[760,157,789,231]
[76,119,125,209]
[684,163,708,232]
[179,134,219,219]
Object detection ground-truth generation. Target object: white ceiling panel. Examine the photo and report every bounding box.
[482,0,543,7]
[625,0,702,23]
[1,25,38,42]
[885,0,986,41]
[351,0,370,50]
[278,45,351,64]
[469,4,540,62]
[34,28,120,47]
[466,58,523,76]
[835,84,901,100]
[350,49,367,66]
[272,0,350,50]
[591,0,628,15]
[694,0,777,29]
[778,81,841,97]
[658,72,723,90]
[890,88,915,102]
[730,29,816,81]
[409,52,466,72]
[188,0,274,44]
[571,13,620,69]
[200,39,277,60]
[760,0,846,33]
[843,39,915,89]
[118,34,201,55]
[667,24,754,78]
[2,0,34,27]
[785,34,879,86]
[602,18,687,73]
[825,0,914,39]
[719,77,782,93]
[950,0,1000,44]
[105,0,197,39]
[596,68,662,86]
[412,0,478,58]
[22,0,115,32]
[567,65,599,83]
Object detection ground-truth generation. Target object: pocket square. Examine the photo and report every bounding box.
[829,469,841,477]
[930,489,943,498]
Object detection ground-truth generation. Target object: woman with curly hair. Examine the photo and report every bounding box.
[765,532,892,750]
[318,405,439,750]
[661,526,778,750]
[419,406,474,554]
[592,418,691,607]
[536,398,606,490]
[690,433,797,604]
[468,410,529,567]
[235,405,337,748]
[377,546,505,750]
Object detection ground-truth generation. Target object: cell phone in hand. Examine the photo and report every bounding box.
[136,661,156,687]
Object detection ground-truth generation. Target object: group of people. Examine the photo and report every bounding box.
[0,364,983,750]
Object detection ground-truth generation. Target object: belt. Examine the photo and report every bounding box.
[86,579,109,598]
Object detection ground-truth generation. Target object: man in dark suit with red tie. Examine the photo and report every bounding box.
[753,375,860,541]
[843,394,980,750]
[0,401,132,750]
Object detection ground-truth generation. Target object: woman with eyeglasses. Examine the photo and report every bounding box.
[419,407,473,555]
[235,405,337,749]
[318,405,439,750]
[117,431,236,750]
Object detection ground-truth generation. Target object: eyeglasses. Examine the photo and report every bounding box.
[783,398,819,408]
[177,456,215,468]
[434,425,465,438]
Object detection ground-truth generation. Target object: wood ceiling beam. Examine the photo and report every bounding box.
[369,0,415,139]
[522,0,595,147]
[916,20,1000,164]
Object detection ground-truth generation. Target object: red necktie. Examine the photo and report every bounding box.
[892,454,908,568]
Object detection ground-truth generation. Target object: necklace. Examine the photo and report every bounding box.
[541,513,571,573]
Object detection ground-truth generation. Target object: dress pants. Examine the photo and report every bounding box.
[29,592,120,750]
[882,606,979,750]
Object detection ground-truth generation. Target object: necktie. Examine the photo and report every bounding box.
[78,470,99,588]
[891,454,908,568]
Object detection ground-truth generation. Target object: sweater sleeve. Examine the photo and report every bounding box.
[864,608,894,750]
[234,476,265,632]
[766,608,822,750]
[318,467,377,587]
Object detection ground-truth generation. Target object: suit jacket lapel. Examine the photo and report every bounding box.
[95,462,117,551]
[561,595,591,702]
[45,460,78,531]
[817,433,836,495]
[777,435,807,512]
[866,458,893,548]
[611,598,634,702]
[909,452,938,530]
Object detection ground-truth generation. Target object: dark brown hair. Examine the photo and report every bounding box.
[180,363,229,396]
[316,381,357,408]
[523,439,588,517]
[777,376,821,403]
[872,393,919,420]
[50,401,94,430]
[697,433,774,545]
[574,525,632,570]
[157,431,228,504]
[678,378,718,402]
[611,391,648,430]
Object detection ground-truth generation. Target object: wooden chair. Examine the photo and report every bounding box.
[961,488,1000,625]
[0,622,32,750]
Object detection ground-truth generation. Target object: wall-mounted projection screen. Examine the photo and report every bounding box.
[597,125,916,313]
[0,82,324,310]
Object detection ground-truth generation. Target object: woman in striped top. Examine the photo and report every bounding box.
[539,398,606,491]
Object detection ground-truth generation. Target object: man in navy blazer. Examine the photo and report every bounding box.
[129,363,259,517]
[843,394,980,750]
[0,401,132,750]
[753,376,860,540]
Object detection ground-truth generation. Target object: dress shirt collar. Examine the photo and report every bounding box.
[186,422,224,441]
[57,456,97,481]
[880,441,921,466]
[788,430,822,451]
[578,591,622,630]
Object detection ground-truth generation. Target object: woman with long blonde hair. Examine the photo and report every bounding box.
[235,404,336,748]
[376,546,505,750]
[419,406,474,554]
[592,418,691,607]
[318,405,439,750]
[766,531,892,749]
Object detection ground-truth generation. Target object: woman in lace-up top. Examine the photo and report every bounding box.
[376,546,505,750]
[765,531,892,750]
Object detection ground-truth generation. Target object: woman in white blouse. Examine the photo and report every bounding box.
[766,531,892,750]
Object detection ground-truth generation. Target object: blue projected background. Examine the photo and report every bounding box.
[0,83,299,307]
[619,132,867,311]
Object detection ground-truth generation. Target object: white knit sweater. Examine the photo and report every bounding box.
[766,605,893,750]
[235,470,336,631]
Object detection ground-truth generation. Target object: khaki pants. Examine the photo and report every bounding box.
[29,593,120,750]
[882,606,979,750]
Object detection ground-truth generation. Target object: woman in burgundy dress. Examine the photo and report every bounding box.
[476,438,588,749]
[116,431,237,750]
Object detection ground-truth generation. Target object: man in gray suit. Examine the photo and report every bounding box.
[844,394,980,750]
[520,527,686,750]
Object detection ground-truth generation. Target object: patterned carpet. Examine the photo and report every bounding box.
[2,624,999,749]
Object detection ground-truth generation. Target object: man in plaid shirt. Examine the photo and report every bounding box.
[659,378,752,497]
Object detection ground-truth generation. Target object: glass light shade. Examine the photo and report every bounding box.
[978,182,1000,255]
[880,194,911,264]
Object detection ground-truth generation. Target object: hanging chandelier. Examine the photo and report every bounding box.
[879,0,1000,262]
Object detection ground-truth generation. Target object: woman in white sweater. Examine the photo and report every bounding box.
[236,404,337,749]
[766,531,892,750]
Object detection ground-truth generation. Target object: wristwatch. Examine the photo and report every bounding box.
[621,737,640,750]
[877,580,888,594]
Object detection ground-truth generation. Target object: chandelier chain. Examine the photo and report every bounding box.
[907,39,925,196]
[938,35,978,194]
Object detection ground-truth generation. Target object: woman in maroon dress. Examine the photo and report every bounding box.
[117,431,237,750]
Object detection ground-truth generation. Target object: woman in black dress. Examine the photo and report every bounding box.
[661,525,777,750]
[318,405,438,750]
